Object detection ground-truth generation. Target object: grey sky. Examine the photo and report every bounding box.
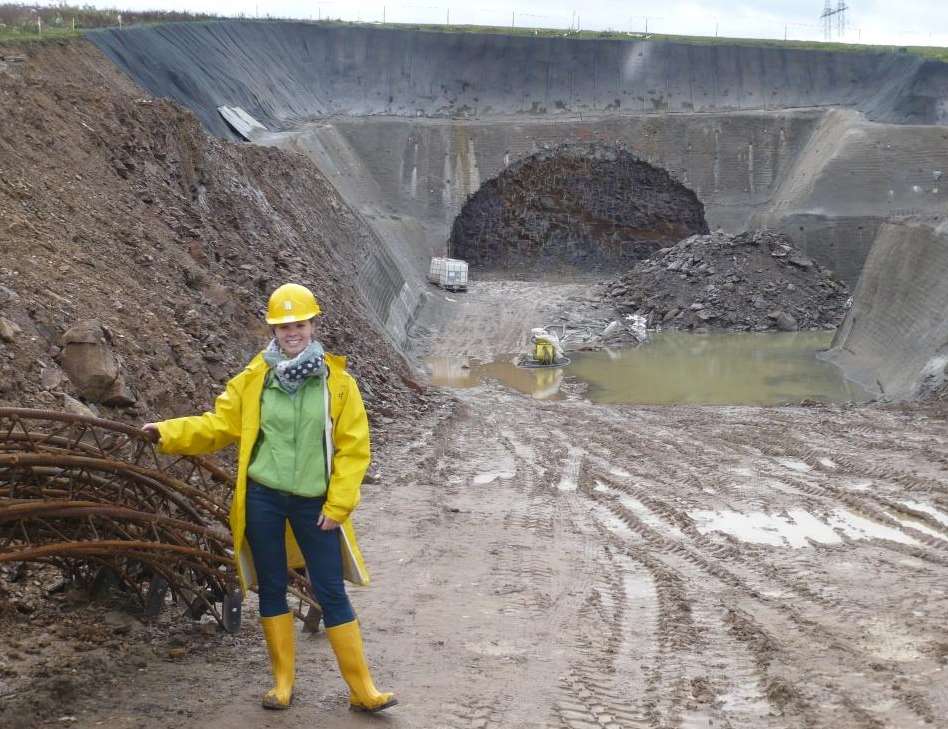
[41,1,948,47]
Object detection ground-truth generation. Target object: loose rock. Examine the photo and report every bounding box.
[0,317,22,342]
[603,229,850,333]
[60,320,133,404]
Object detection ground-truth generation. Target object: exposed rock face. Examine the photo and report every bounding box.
[604,230,850,332]
[60,321,135,406]
[449,145,708,272]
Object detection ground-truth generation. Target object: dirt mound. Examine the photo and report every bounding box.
[603,229,851,332]
[0,38,423,431]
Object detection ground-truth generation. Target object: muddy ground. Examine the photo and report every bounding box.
[4,279,947,729]
[1,35,946,729]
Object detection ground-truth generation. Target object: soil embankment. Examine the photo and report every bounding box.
[0,36,427,727]
[0,39,421,424]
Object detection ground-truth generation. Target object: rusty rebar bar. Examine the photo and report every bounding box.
[0,408,320,629]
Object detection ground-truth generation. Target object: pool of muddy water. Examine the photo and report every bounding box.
[428,331,870,406]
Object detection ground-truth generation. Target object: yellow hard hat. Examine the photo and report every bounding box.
[266,283,321,325]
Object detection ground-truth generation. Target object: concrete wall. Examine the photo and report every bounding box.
[286,109,948,286]
[264,125,435,348]
[753,109,948,283]
[826,221,948,399]
[299,111,820,266]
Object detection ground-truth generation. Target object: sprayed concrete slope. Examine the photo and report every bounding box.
[285,111,948,285]
[87,23,948,272]
[826,221,948,399]
[89,21,948,133]
[88,21,948,395]
[88,24,948,279]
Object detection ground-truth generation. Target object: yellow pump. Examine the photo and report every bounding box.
[534,339,555,365]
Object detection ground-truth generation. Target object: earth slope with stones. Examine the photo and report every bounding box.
[0,40,422,428]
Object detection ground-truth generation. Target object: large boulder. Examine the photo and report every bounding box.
[60,321,135,406]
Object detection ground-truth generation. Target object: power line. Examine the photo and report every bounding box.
[820,0,848,40]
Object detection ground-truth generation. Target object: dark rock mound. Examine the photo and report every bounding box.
[449,145,708,272]
[604,230,850,332]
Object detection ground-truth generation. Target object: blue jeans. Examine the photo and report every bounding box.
[244,481,355,626]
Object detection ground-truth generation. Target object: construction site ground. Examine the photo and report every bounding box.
[2,32,948,729]
[4,280,947,729]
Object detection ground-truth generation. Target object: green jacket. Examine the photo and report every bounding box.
[248,374,329,497]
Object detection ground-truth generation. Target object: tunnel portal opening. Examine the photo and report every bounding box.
[448,145,709,273]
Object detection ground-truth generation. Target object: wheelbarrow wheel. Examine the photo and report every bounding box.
[143,575,169,617]
[222,589,242,634]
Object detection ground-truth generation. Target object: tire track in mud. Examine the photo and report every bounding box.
[580,500,778,729]
[546,427,767,729]
[579,436,837,614]
[415,391,609,728]
[536,425,653,728]
[528,399,948,728]
[239,389,948,729]
[347,392,947,728]
[433,402,544,728]
[581,486,777,728]
[550,517,654,729]
[564,416,784,726]
[417,280,948,729]
[723,415,948,558]
[510,426,643,729]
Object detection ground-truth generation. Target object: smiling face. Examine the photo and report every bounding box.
[273,318,315,357]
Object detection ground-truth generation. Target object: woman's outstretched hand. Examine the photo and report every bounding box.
[141,423,160,444]
[317,514,340,531]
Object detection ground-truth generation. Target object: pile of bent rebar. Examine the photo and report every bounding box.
[0,408,318,632]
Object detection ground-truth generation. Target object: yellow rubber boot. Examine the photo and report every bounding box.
[326,620,397,712]
[260,613,295,709]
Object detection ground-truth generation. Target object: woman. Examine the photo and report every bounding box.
[142,283,396,713]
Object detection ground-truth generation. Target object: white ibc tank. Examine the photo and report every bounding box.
[429,257,468,291]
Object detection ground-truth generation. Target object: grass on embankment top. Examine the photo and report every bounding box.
[0,3,220,44]
[0,27,80,44]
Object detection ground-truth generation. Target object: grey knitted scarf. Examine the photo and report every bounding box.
[263,339,327,394]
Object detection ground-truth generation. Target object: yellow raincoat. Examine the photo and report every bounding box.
[155,352,370,594]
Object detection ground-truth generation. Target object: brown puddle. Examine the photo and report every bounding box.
[428,331,870,406]
[427,355,567,400]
